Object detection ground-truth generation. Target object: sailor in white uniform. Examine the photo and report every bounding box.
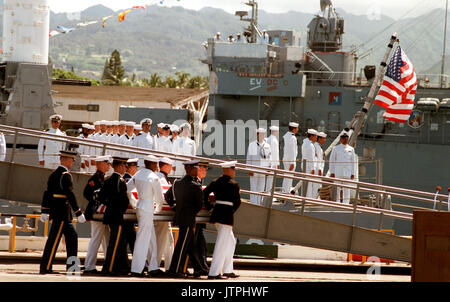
[282,122,299,193]
[88,121,101,173]
[265,125,280,192]
[246,128,272,205]
[78,124,91,173]
[155,157,174,271]
[259,30,269,44]
[119,121,135,158]
[134,124,142,136]
[301,129,318,198]
[313,132,327,198]
[156,124,173,154]
[132,118,158,168]
[0,131,6,161]
[109,121,126,157]
[172,123,196,178]
[214,32,221,41]
[38,114,67,169]
[329,131,356,204]
[127,155,164,276]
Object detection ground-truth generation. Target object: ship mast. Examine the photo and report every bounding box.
[235,0,261,43]
[441,0,448,88]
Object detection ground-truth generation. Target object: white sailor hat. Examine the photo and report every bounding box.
[125,121,135,126]
[143,155,159,163]
[159,157,173,165]
[289,122,299,128]
[111,121,120,126]
[217,32,221,35]
[256,128,267,133]
[157,123,165,128]
[126,158,139,165]
[99,120,108,125]
[140,118,152,125]
[93,121,101,126]
[170,124,180,132]
[119,120,127,125]
[49,114,62,121]
[269,125,279,131]
[95,155,112,163]
[135,125,142,130]
[307,129,318,135]
[318,132,327,138]
[88,125,95,130]
[104,121,113,126]
[340,130,350,137]
[219,160,237,168]
[81,123,90,128]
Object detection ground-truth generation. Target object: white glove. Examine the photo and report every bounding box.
[77,214,86,223]
[40,214,49,223]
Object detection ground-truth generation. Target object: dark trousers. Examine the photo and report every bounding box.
[40,219,78,273]
[193,224,208,271]
[102,224,130,274]
[122,222,136,254]
[168,225,203,274]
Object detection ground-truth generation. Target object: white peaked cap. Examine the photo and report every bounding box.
[289,122,299,128]
[144,155,159,163]
[170,125,180,132]
[81,123,90,128]
[95,155,112,163]
[157,123,165,128]
[140,118,153,125]
[269,125,279,131]
[159,157,173,165]
[307,129,318,135]
[318,132,327,138]
[340,130,350,137]
[219,160,237,168]
[127,158,139,164]
[49,114,62,120]
[181,123,191,130]
[125,121,135,126]
[256,128,267,133]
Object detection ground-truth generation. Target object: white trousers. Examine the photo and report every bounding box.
[209,224,236,276]
[131,209,158,273]
[84,221,110,271]
[305,178,316,199]
[311,181,322,199]
[155,221,174,271]
[265,165,278,194]
[249,173,266,205]
[336,178,351,204]
[282,162,296,193]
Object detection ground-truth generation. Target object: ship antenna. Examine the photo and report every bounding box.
[441,0,448,88]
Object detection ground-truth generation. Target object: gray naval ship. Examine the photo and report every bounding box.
[202,0,450,199]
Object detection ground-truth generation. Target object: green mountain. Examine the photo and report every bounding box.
[1,3,450,80]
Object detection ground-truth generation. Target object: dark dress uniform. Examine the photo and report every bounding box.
[165,174,206,276]
[40,165,83,274]
[122,172,136,253]
[83,170,105,221]
[193,177,208,272]
[98,172,131,275]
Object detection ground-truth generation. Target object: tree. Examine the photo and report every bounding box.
[175,71,191,88]
[164,75,177,88]
[149,73,163,87]
[101,50,125,86]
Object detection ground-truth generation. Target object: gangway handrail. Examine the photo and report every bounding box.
[0,123,448,207]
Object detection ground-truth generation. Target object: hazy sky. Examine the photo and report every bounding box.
[48,0,446,20]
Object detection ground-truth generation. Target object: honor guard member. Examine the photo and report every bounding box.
[0,131,6,161]
[127,155,164,277]
[301,129,318,198]
[204,161,241,279]
[157,123,165,138]
[246,128,272,205]
[282,122,299,193]
[156,124,173,153]
[39,150,86,274]
[155,157,175,271]
[78,124,91,173]
[329,131,356,204]
[89,121,102,173]
[313,132,327,198]
[98,157,131,276]
[170,124,180,142]
[132,118,158,168]
[110,121,126,157]
[134,124,142,136]
[172,123,197,178]
[38,114,67,169]
[266,125,280,193]
[119,121,136,158]
[83,155,111,275]
[165,160,208,278]
[122,158,138,253]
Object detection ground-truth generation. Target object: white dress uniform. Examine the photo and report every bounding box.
[132,131,157,167]
[329,142,356,204]
[118,133,134,158]
[126,157,164,274]
[155,169,174,270]
[301,136,318,198]
[282,130,298,193]
[156,135,173,154]
[246,131,272,205]
[172,136,196,177]
[37,128,66,169]
[259,32,269,44]
[265,129,280,192]
[109,133,122,157]
[0,132,6,161]
[313,141,325,197]
[77,133,89,173]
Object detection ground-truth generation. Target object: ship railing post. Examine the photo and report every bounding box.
[300,159,307,215]
[351,184,360,227]
[102,143,106,156]
[10,129,18,163]
[378,211,384,231]
[264,168,278,238]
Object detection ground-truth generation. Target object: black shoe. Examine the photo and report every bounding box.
[193,269,209,278]
[83,269,99,275]
[148,269,165,277]
[223,272,239,278]
[208,274,228,280]
[130,272,146,278]
[166,271,187,279]
[39,269,55,275]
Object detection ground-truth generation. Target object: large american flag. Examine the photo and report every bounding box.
[374,46,417,122]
